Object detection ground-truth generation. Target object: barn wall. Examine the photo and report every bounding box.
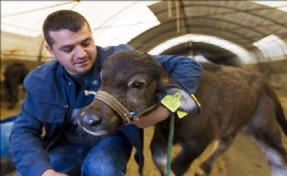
[1,31,51,61]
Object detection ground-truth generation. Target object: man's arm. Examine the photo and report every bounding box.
[154,54,203,94]
[10,93,53,176]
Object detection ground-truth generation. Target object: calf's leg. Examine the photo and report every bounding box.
[249,125,287,176]
[9,86,18,109]
[195,136,234,176]
[246,93,287,176]
[151,128,172,176]
[171,138,210,176]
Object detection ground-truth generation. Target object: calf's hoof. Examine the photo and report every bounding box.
[195,168,208,176]
[195,162,212,176]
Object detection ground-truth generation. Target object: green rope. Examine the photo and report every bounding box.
[167,113,175,176]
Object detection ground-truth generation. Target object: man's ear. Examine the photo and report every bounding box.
[157,72,201,115]
[45,44,55,58]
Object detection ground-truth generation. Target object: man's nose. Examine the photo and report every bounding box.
[75,46,87,59]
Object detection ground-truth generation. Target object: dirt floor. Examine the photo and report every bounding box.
[1,89,286,176]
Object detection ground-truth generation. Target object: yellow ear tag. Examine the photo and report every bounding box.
[161,92,182,112]
[191,94,201,107]
[177,110,188,118]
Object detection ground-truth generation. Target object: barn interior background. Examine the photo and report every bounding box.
[1,1,287,176]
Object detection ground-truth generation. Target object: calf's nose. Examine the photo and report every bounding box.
[81,112,103,127]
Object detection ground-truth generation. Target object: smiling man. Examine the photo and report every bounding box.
[9,10,202,176]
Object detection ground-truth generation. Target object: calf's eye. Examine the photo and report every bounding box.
[131,81,145,89]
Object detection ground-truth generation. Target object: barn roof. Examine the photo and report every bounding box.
[2,1,287,64]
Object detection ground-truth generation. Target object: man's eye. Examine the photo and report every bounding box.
[63,48,73,53]
[131,82,145,89]
[82,42,90,47]
[82,39,92,47]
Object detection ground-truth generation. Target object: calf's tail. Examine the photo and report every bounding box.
[275,100,287,136]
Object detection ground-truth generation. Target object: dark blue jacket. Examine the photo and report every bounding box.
[10,44,202,176]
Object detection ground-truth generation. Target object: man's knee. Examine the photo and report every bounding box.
[82,157,125,176]
[81,134,132,176]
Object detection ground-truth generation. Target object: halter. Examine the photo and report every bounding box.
[85,90,158,124]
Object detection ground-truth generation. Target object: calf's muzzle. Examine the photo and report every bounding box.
[78,90,157,136]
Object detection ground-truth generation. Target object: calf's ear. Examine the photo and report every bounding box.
[157,75,201,115]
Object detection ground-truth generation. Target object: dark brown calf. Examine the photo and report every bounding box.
[77,50,287,176]
[3,63,29,109]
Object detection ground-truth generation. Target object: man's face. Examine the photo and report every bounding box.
[46,22,97,75]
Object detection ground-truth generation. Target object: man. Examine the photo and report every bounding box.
[10,10,202,176]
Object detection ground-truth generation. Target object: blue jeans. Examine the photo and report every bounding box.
[15,133,132,176]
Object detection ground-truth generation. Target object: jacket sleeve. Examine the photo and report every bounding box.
[154,55,203,94]
[10,92,53,176]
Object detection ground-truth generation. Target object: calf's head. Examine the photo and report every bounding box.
[77,50,199,136]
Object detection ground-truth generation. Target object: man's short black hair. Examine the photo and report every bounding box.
[43,10,91,46]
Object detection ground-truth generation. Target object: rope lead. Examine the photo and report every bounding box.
[167,113,175,176]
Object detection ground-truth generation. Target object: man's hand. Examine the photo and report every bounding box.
[132,105,170,128]
[42,169,68,176]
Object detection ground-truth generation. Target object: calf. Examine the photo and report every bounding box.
[3,63,29,109]
[77,50,287,176]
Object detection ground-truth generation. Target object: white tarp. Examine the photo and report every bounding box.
[1,1,287,63]
[2,1,159,47]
